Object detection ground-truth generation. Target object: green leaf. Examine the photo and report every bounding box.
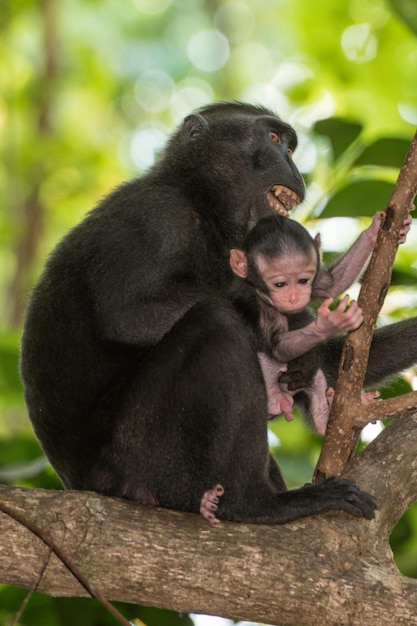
[354,137,411,168]
[391,267,417,287]
[313,118,363,160]
[391,502,417,578]
[378,376,413,400]
[0,590,195,626]
[387,0,417,36]
[319,180,394,218]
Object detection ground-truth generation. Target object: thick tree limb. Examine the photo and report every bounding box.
[1,411,417,626]
[315,131,417,481]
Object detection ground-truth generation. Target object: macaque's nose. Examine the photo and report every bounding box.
[288,287,297,304]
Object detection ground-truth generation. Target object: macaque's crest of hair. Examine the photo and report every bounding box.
[242,214,320,276]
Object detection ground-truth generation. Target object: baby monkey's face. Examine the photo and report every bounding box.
[257,250,317,314]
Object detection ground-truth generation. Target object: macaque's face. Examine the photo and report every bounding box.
[256,250,317,314]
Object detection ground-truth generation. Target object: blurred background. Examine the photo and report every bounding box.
[1,0,417,624]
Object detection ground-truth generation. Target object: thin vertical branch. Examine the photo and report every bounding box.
[0,502,133,626]
[8,548,52,626]
[314,130,417,482]
[8,0,58,326]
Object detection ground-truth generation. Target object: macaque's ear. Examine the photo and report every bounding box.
[314,233,323,260]
[230,249,249,278]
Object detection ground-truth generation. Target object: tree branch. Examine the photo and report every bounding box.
[2,412,417,626]
[315,130,417,481]
[347,410,417,534]
[0,501,131,626]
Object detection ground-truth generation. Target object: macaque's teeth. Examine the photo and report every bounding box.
[267,196,289,216]
[268,184,301,217]
[277,205,289,217]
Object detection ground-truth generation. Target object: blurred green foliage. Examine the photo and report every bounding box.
[0,589,194,626]
[1,0,417,623]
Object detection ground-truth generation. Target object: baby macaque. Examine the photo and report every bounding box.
[199,214,382,525]
[229,212,385,435]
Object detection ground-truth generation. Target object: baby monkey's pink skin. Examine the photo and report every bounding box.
[200,484,225,524]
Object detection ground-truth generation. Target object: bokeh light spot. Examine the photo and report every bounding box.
[341,23,377,63]
[187,29,230,72]
[129,123,169,170]
[214,2,255,43]
[134,70,174,113]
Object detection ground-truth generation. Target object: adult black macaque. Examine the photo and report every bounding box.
[21,101,414,524]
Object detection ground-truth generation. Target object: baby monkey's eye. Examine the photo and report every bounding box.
[273,281,286,289]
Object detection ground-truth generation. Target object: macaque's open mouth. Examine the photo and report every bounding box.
[266,185,301,217]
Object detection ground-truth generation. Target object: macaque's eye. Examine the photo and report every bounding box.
[269,131,293,157]
[273,281,286,289]
[298,278,314,288]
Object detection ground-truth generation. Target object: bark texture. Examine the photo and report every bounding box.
[1,410,417,625]
[315,130,417,481]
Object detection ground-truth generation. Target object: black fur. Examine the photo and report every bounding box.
[20,102,408,523]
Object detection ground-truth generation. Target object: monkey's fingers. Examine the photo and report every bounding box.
[200,484,225,525]
[336,294,350,310]
[326,387,335,406]
[279,369,311,391]
[342,307,364,330]
[360,390,380,405]
[339,298,363,321]
[321,477,377,520]
[284,411,295,422]
[370,211,385,234]
[398,202,415,243]
[339,492,377,520]
[317,297,334,315]
[327,298,363,331]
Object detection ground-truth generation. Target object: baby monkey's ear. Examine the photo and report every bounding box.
[229,248,249,278]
